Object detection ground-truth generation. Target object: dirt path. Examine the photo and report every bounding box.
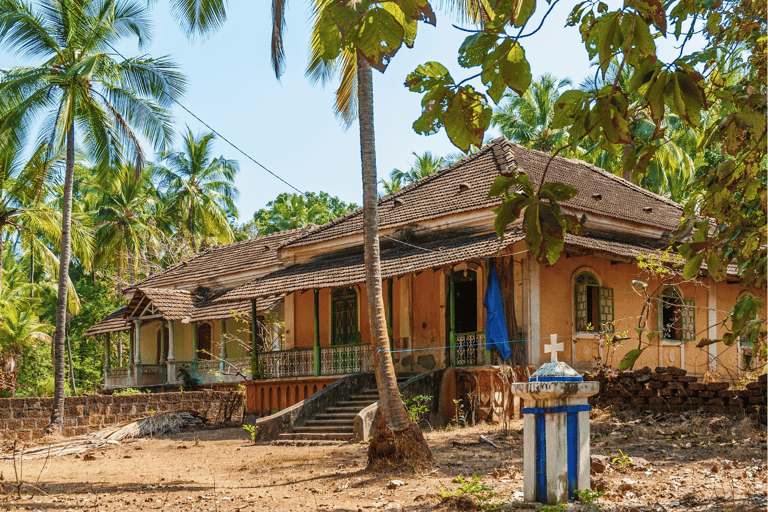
[0,408,765,511]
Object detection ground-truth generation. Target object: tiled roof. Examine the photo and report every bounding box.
[120,287,281,323]
[216,228,526,301]
[124,226,316,292]
[564,235,739,276]
[284,138,683,248]
[83,307,131,337]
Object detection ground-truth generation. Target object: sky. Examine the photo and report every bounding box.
[0,1,701,223]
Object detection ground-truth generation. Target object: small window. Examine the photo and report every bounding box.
[658,287,695,341]
[332,287,359,345]
[574,272,613,332]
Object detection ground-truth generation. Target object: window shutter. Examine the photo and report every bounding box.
[599,287,614,331]
[657,297,664,338]
[575,282,587,331]
[682,299,695,341]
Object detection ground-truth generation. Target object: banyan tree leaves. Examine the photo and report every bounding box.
[315,0,437,72]
[488,174,579,265]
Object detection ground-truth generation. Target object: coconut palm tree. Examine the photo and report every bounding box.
[391,151,445,185]
[83,163,163,289]
[0,0,185,431]
[378,175,403,195]
[492,73,573,153]
[155,128,239,253]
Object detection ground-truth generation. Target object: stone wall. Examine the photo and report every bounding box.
[0,390,243,442]
[585,366,767,421]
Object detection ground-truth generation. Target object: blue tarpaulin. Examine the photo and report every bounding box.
[484,264,512,360]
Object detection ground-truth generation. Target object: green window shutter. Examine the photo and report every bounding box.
[599,287,614,331]
[575,282,587,331]
[657,297,664,338]
[682,299,695,341]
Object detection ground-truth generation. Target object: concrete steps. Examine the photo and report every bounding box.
[277,375,412,442]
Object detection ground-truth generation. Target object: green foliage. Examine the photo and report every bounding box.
[177,367,200,391]
[242,424,256,443]
[245,192,358,236]
[575,488,607,511]
[113,387,151,396]
[439,475,497,508]
[536,504,567,512]
[14,344,55,397]
[402,394,432,425]
[612,449,632,466]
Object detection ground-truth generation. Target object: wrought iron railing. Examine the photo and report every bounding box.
[454,331,487,367]
[320,343,373,376]
[105,366,132,389]
[261,349,314,379]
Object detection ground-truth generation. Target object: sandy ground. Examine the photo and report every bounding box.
[0,408,765,511]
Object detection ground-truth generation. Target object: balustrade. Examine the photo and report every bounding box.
[454,332,487,367]
[320,343,373,376]
[260,349,314,379]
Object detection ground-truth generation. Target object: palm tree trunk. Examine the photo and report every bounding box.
[356,57,434,471]
[66,317,77,395]
[0,236,4,299]
[48,123,75,433]
[187,207,197,253]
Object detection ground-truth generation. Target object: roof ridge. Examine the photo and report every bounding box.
[282,141,505,248]
[506,141,684,210]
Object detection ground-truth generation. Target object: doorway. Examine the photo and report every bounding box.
[198,323,212,360]
[451,268,480,366]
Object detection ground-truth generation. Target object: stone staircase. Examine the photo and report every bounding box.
[277,375,413,443]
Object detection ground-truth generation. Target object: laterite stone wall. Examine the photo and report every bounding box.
[0,390,242,442]
[584,366,767,422]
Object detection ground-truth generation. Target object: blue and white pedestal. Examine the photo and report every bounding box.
[511,360,599,505]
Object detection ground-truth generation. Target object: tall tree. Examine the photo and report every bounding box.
[491,73,572,153]
[247,191,358,236]
[391,151,444,184]
[271,0,445,470]
[156,128,239,253]
[0,0,185,430]
[84,163,162,288]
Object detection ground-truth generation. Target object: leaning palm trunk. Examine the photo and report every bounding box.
[49,124,76,432]
[357,58,434,471]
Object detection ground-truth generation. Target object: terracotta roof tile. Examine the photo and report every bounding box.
[216,228,526,301]
[124,226,316,291]
[284,138,684,249]
[83,307,131,337]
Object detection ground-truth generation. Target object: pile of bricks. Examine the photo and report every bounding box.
[584,366,767,420]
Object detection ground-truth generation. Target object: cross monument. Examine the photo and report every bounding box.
[544,334,564,362]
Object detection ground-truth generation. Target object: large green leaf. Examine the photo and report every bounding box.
[350,7,404,72]
[405,61,453,92]
[458,32,498,69]
[443,86,492,153]
[618,347,646,371]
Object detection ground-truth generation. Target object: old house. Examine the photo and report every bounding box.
[86,138,762,411]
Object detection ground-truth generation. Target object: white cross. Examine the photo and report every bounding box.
[544,334,564,363]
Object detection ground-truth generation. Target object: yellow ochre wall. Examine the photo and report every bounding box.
[536,253,759,376]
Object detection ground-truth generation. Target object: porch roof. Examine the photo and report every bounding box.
[83,307,131,337]
[215,227,527,302]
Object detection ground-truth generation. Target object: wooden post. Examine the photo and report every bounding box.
[449,268,456,367]
[251,299,259,379]
[220,319,227,373]
[166,321,175,384]
[133,320,142,387]
[103,332,111,389]
[313,289,320,376]
[387,278,393,352]
[192,322,199,373]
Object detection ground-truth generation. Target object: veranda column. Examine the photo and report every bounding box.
[166,320,175,384]
[192,322,199,373]
[133,320,142,386]
[250,300,259,379]
[103,332,111,389]
[219,319,227,373]
[313,289,320,376]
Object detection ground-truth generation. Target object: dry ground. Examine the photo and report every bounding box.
[0,408,765,512]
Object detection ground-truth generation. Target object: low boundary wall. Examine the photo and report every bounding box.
[0,390,242,441]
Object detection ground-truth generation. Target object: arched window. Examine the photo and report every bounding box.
[574,272,613,332]
[331,287,358,345]
[658,287,695,341]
